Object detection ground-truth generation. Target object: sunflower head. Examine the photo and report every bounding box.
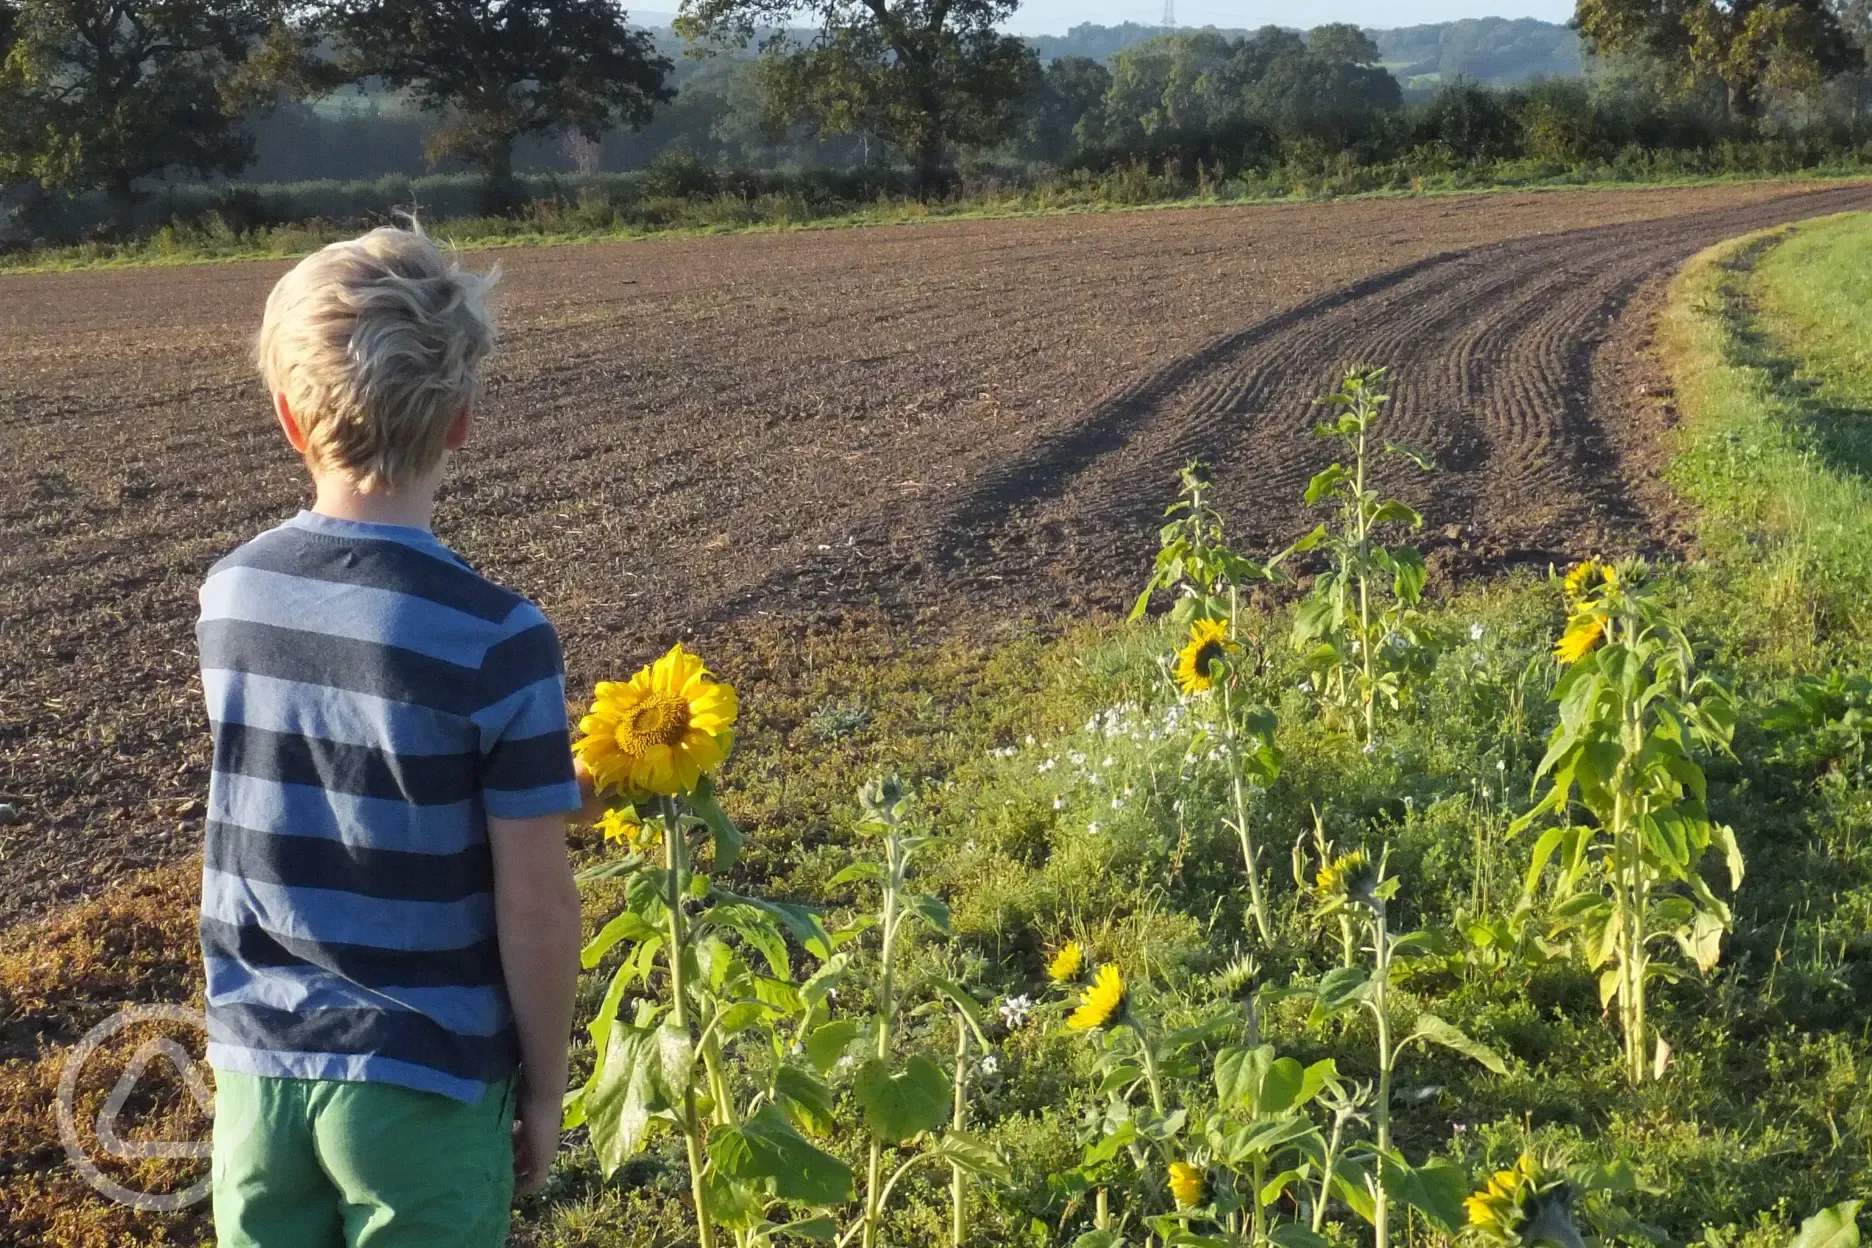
[1562,559,1606,603]
[1174,618,1237,696]
[1553,614,1606,666]
[1046,941,1085,983]
[574,644,739,798]
[1315,849,1380,911]
[597,805,660,853]
[1067,963,1127,1031]
[1168,1161,1207,1209]
[1464,1153,1582,1248]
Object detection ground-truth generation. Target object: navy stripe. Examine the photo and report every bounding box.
[479,620,564,706]
[481,729,575,796]
[207,1000,517,1084]
[211,528,516,623]
[199,617,480,716]
[200,916,503,989]
[204,821,493,903]
[214,720,479,807]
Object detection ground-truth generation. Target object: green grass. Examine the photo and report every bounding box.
[7,165,1872,276]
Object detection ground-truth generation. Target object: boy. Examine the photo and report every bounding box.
[197,226,585,1246]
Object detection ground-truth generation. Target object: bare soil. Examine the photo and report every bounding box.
[4,181,1870,925]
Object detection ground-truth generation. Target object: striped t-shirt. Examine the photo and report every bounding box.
[196,510,581,1102]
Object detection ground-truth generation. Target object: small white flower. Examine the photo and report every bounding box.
[1497,758,1507,771]
[1101,757,1115,769]
[836,1053,856,1071]
[978,1054,1000,1076]
[1470,622,1485,642]
[1363,741,1377,755]
[964,838,978,853]
[998,995,1033,1029]
[1052,795,1065,810]
[1024,734,1036,747]
[1110,795,1123,810]
[1087,821,1102,836]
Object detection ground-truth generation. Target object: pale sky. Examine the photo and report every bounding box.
[1002,1,1574,35]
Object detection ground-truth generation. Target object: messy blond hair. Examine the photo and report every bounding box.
[257,226,497,493]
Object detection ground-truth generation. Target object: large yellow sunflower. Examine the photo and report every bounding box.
[1174,618,1236,696]
[574,643,739,798]
[1168,1161,1207,1209]
[1067,964,1127,1030]
[1046,941,1085,983]
[1553,614,1606,665]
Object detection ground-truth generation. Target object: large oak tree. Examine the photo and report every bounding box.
[677,0,1038,190]
[1575,0,1861,119]
[320,0,673,211]
[0,0,300,228]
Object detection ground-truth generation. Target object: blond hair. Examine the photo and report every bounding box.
[257,226,497,493]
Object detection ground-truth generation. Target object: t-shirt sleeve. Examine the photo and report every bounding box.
[472,603,582,819]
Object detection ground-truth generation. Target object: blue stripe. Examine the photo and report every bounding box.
[208,1042,496,1104]
[204,820,492,903]
[200,916,501,989]
[204,867,494,952]
[210,775,482,855]
[203,955,508,1038]
[203,669,465,757]
[199,618,480,717]
[470,675,573,752]
[201,565,498,669]
[206,1002,515,1090]
[212,519,516,624]
[213,720,479,807]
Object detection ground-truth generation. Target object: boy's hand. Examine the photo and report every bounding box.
[573,755,609,826]
[512,1086,565,1194]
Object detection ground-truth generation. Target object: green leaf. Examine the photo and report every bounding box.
[774,1064,837,1136]
[1129,585,1156,623]
[714,888,835,959]
[1793,1201,1863,1248]
[1256,1056,1305,1115]
[933,1130,1012,1181]
[770,1215,839,1242]
[1084,1118,1137,1165]
[803,1019,862,1073]
[827,860,884,889]
[1401,1014,1508,1075]
[709,1103,855,1207]
[1295,1058,1339,1108]
[905,893,952,934]
[926,975,993,1049]
[1269,1227,1332,1248]
[854,1055,951,1142]
[1712,821,1745,891]
[1305,465,1349,506]
[585,1024,669,1174]
[1380,1155,1468,1233]
[1214,1045,1271,1109]
[1678,909,1727,973]
[689,776,744,871]
[1391,546,1427,603]
[705,904,791,979]
[581,909,659,969]
[1311,966,1371,1019]
[1072,1232,1126,1248]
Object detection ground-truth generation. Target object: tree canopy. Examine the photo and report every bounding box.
[678,0,1038,186]
[1575,0,1862,118]
[0,0,297,223]
[321,0,673,208]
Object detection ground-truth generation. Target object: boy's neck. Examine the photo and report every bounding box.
[310,473,439,531]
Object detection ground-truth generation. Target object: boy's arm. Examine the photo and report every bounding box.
[488,811,582,1194]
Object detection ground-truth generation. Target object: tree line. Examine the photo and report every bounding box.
[2,0,1869,235]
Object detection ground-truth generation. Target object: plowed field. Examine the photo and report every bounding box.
[4,180,1870,922]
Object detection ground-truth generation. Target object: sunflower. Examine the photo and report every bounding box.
[1553,614,1606,665]
[574,643,739,798]
[1046,941,1085,983]
[1174,618,1236,696]
[597,805,659,853]
[1168,1161,1207,1209]
[1562,559,1603,603]
[1463,1152,1584,1248]
[1315,849,1380,910]
[1067,964,1127,1030]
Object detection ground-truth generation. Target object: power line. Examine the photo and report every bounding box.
[1161,0,1175,30]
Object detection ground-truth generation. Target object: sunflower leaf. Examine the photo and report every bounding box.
[689,777,744,872]
[1792,1201,1863,1248]
[854,1055,951,1142]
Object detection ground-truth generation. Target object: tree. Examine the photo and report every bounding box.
[1013,54,1109,161]
[679,0,1038,190]
[0,0,299,230]
[1574,0,1861,120]
[322,0,673,211]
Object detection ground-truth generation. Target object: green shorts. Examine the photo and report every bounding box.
[211,1070,516,1248]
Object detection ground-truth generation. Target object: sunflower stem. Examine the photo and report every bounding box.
[1370,892,1393,1248]
[662,797,717,1248]
[1221,664,1272,945]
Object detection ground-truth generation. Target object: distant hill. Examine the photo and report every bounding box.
[1025,17,1582,86]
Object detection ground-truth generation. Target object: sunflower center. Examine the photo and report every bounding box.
[619,692,691,752]
[1193,641,1224,673]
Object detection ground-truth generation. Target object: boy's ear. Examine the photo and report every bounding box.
[444,404,471,452]
[274,392,310,455]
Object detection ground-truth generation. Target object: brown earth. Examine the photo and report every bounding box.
[4,180,1872,928]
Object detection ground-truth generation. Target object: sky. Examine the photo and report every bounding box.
[1001,1,1574,35]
